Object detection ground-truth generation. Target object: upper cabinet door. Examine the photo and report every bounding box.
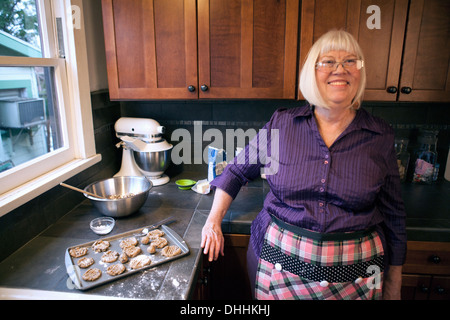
[399,0,450,102]
[102,0,198,100]
[298,0,408,102]
[102,0,299,100]
[299,0,450,102]
[196,0,299,99]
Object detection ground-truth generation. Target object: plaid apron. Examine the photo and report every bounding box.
[255,216,384,300]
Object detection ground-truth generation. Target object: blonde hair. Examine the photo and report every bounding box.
[299,30,366,109]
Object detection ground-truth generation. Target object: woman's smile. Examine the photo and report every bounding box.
[316,50,361,109]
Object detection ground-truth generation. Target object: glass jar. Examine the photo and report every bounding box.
[413,130,438,184]
[395,138,410,182]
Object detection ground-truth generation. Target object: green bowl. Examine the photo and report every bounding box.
[175,179,196,190]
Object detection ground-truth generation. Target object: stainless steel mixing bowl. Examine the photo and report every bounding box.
[83,176,152,217]
[133,149,171,177]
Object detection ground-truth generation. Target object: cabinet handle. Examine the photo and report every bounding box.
[188,85,196,92]
[386,86,397,94]
[420,284,429,293]
[435,285,446,295]
[401,87,412,94]
[200,84,208,92]
[198,276,208,286]
[429,255,441,264]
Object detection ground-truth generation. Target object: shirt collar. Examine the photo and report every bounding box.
[290,103,314,118]
[351,107,383,134]
[292,103,383,134]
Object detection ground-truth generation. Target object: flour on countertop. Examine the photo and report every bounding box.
[102,267,167,299]
[45,265,61,275]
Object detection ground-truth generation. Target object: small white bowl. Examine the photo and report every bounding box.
[90,217,115,235]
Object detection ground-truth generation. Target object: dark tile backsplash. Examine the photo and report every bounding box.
[122,99,449,174]
[0,95,448,262]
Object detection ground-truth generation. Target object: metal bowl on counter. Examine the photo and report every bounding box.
[83,176,152,217]
[133,148,171,178]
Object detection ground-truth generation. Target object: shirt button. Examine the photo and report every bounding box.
[324,160,329,165]
[319,202,324,207]
[321,178,326,183]
[320,280,329,287]
[325,154,329,159]
[319,187,324,192]
[355,277,363,284]
[275,263,282,271]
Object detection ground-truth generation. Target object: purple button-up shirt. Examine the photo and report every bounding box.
[211,104,407,265]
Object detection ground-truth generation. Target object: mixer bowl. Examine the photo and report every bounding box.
[84,176,152,217]
[133,148,172,177]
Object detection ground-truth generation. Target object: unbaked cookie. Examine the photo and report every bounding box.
[69,247,88,258]
[119,252,128,263]
[101,250,119,263]
[123,245,141,258]
[161,245,182,257]
[141,235,150,245]
[77,257,94,268]
[147,229,165,240]
[82,268,102,281]
[119,237,138,249]
[147,243,156,254]
[92,240,110,252]
[130,255,151,269]
[107,263,126,276]
[151,237,168,249]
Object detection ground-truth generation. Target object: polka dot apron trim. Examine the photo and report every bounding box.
[259,241,384,283]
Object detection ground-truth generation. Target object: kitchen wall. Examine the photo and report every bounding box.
[0,0,448,262]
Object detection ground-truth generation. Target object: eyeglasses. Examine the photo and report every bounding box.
[316,59,364,72]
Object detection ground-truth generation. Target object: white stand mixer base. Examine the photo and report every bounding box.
[114,148,144,177]
[146,174,170,186]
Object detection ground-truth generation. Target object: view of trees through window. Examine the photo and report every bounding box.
[0,0,41,54]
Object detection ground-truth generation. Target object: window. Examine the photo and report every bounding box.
[0,0,100,215]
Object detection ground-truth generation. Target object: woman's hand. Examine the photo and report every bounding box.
[383,265,403,300]
[201,217,224,262]
[200,188,233,262]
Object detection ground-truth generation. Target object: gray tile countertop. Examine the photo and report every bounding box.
[0,170,267,300]
[0,172,207,299]
[0,170,448,300]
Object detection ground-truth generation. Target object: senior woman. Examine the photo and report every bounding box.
[201,30,406,300]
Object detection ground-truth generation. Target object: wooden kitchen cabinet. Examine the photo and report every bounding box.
[402,274,450,300]
[101,0,299,100]
[102,0,198,100]
[401,274,432,300]
[194,234,252,300]
[399,0,450,102]
[401,241,450,300]
[299,0,450,102]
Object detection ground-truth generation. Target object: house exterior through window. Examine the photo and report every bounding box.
[0,0,100,216]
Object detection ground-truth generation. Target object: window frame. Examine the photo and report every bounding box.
[0,0,101,216]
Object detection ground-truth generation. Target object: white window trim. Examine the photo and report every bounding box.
[0,0,101,217]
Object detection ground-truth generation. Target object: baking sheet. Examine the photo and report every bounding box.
[65,224,189,291]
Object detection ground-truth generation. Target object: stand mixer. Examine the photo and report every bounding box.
[114,117,173,186]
